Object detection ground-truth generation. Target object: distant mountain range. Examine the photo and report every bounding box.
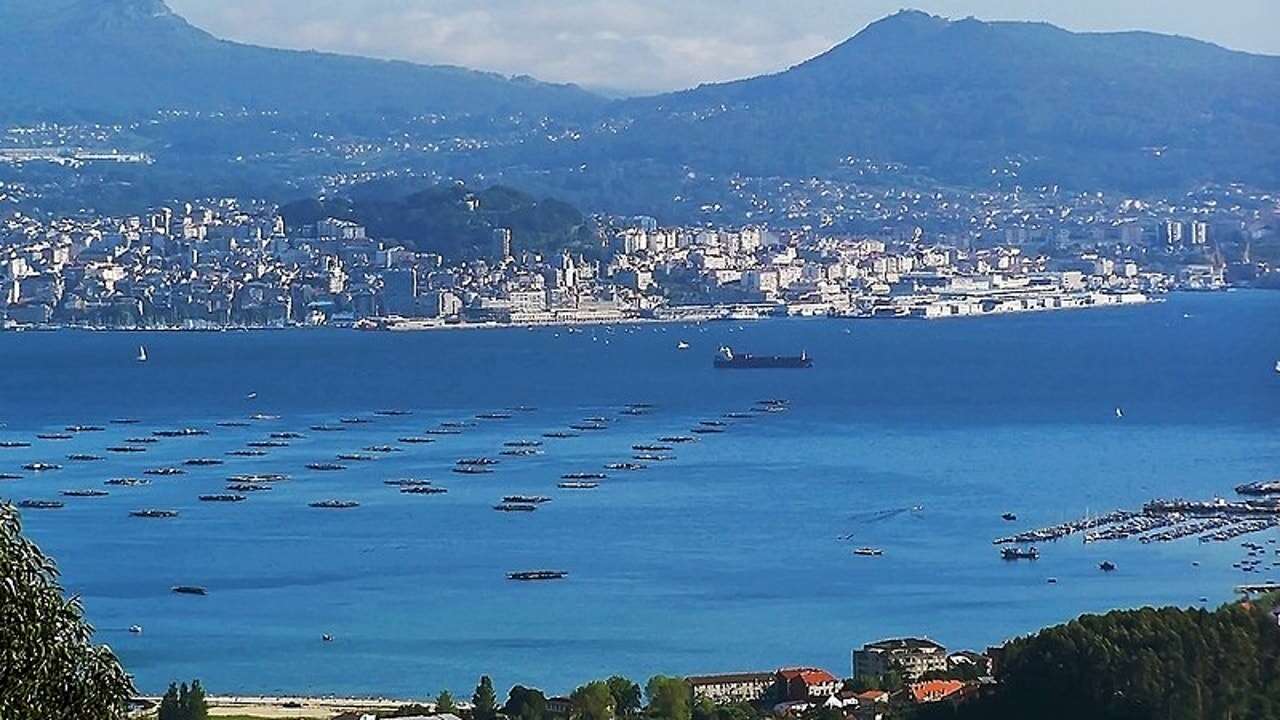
[3,2,1279,194]
[0,0,600,120]
[594,10,1280,190]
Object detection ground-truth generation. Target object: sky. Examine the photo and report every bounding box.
[167,0,1280,94]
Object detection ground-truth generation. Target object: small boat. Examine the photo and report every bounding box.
[184,458,224,466]
[245,392,258,400]
[633,454,673,462]
[216,421,251,428]
[152,428,207,438]
[23,463,62,471]
[1115,407,1124,419]
[128,625,143,634]
[170,586,207,596]
[400,486,448,495]
[503,495,552,504]
[61,489,109,498]
[723,413,755,419]
[18,500,64,510]
[0,473,23,480]
[633,444,673,452]
[691,427,724,434]
[500,448,542,457]
[0,441,31,448]
[126,437,159,444]
[1001,512,1018,522]
[604,462,646,471]
[336,453,375,462]
[1047,578,1058,584]
[105,478,150,487]
[107,446,148,453]
[321,633,334,642]
[543,431,580,439]
[66,454,104,462]
[677,341,690,350]
[309,425,346,432]
[457,457,500,466]
[226,450,267,457]
[699,420,727,427]
[65,425,105,433]
[441,421,476,429]
[509,405,538,413]
[309,500,359,509]
[247,440,288,448]
[494,502,539,512]
[227,483,272,492]
[37,433,73,440]
[619,408,648,416]
[452,466,494,475]
[398,437,435,444]
[476,412,514,420]
[1099,561,1117,572]
[339,417,369,425]
[198,494,246,503]
[562,472,607,480]
[271,432,304,439]
[143,467,184,476]
[1001,547,1040,560]
[424,429,462,436]
[374,409,413,417]
[507,570,568,581]
[558,481,600,489]
[853,547,884,557]
[110,419,141,425]
[569,423,608,431]
[384,478,432,487]
[230,472,288,483]
[306,463,347,471]
[130,509,179,518]
[504,440,543,448]
[659,436,696,444]
[364,445,400,454]
[249,413,279,421]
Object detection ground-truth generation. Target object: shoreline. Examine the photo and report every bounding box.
[135,694,433,718]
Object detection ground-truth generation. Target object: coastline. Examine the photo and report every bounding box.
[135,694,432,718]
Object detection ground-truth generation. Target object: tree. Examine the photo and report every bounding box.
[158,684,181,720]
[645,676,691,720]
[185,679,209,720]
[607,675,642,718]
[571,680,616,720]
[473,675,499,720]
[505,685,549,720]
[0,502,134,719]
[436,690,457,714]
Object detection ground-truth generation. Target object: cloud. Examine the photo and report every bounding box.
[168,0,1280,93]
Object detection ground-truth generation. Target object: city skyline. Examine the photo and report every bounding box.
[167,0,1280,94]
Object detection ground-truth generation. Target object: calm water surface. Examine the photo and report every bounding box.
[1,291,1278,696]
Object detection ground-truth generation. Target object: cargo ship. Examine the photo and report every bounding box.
[713,347,812,369]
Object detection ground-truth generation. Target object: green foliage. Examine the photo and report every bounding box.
[645,676,691,720]
[505,685,549,720]
[935,603,1280,720]
[691,698,761,720]
[157,680,209,720]
[473,675,499,720]
[280,184,595,261]
[0,502,135,719]
[571,680,616,720]
[606,676,642,718]
[435,689,457,714]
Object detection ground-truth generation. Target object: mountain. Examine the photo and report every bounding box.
[0,0,602,120]
[580,10,1280,191]
[280,185,595,261]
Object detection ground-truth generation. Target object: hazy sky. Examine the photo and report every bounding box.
[168,0,1280,94]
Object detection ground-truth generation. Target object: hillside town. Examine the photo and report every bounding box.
[0,185,1273,330]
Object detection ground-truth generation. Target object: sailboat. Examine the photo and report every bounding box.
[676,341,690,350]
[1114,407,1124,419]
[136,346,148,363]
[1274,360,1279,375]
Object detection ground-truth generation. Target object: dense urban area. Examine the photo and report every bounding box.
[1,175,1276,330]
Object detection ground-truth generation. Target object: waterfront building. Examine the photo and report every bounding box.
[686,672,777,704]
[777,667,842,701]
[853,638,948,680]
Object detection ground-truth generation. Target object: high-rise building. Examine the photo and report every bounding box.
[492,228,513,261]
[1190,222,1209,246]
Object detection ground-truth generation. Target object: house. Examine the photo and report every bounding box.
[908,680,967,705]
[546,696,572,718]
[777,667,842,701]
[853,638,948,680]
[686,672,776,704]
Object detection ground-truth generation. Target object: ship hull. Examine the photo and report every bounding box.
[714,356,813,369]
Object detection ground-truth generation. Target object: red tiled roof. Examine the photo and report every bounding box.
[909,680,965,704]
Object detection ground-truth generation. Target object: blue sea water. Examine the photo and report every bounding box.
[1,291,1278,698]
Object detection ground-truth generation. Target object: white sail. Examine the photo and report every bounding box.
[137,346,147,362]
